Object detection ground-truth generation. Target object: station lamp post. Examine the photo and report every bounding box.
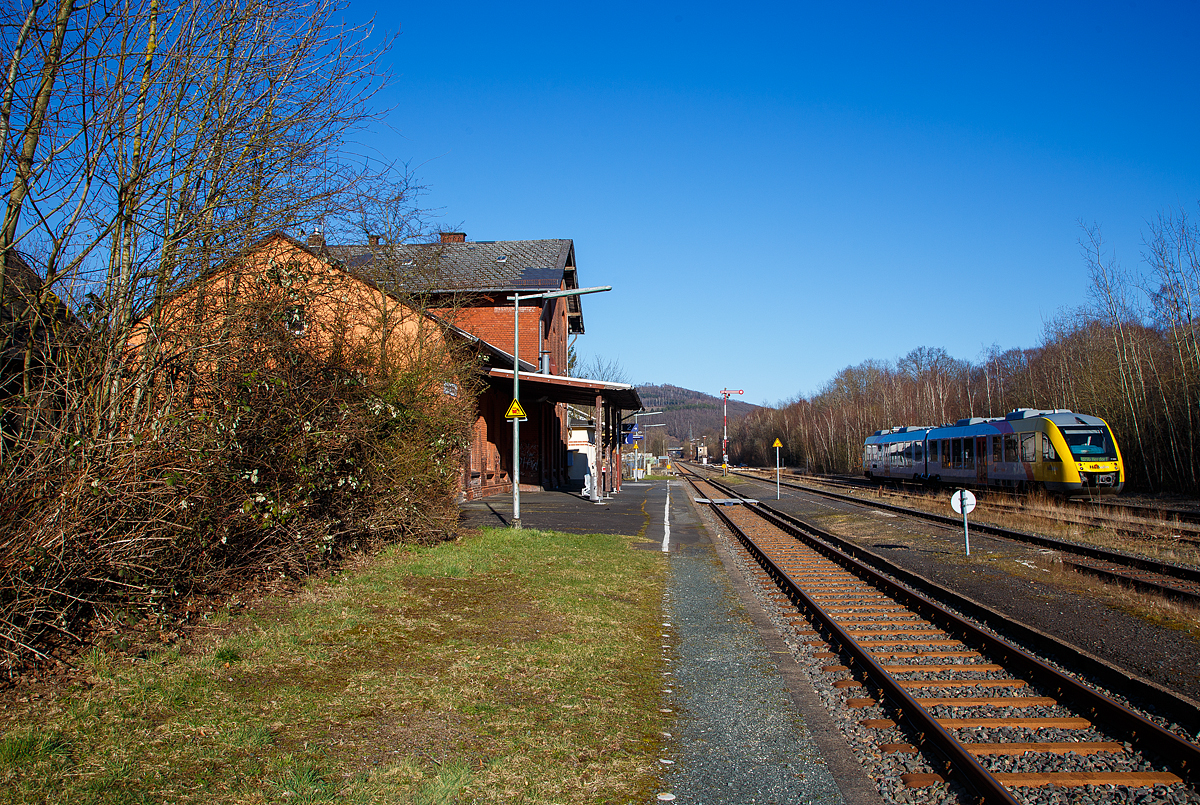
[509,285,611,529]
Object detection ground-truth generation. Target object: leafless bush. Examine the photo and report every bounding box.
[1,287,478,674]
[0,0,490,676]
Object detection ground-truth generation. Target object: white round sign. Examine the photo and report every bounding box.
[950,489,977,515]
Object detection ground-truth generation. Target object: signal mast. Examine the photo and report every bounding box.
[720,388,743,476]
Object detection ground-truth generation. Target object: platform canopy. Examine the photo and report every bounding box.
[486,368,642,410]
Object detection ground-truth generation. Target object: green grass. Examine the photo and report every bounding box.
[0,527,668,804]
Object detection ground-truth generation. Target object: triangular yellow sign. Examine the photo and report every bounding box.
[772,438,783,448]
[505,399,527,419]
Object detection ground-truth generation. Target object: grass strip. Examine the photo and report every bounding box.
[0,526,668,804]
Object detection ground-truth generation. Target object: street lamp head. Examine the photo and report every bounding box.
[508,285,612,303]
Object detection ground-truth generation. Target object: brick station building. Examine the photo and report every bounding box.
[324,231,642,500]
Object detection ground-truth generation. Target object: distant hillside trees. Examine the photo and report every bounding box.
[730,208,1200,494]
[636,384,757,456]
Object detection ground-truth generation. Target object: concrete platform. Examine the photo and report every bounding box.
[457,483,672,546]
[457,482,882,805]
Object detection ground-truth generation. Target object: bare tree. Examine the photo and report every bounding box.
[576,354,629,384]
[0,0,393,450]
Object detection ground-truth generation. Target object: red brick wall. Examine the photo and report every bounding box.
[435,284,572,372]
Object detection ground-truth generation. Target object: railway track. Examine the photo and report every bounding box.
[679,466,1200,804]
[746,466,1200,544]
[715,463,1200,606]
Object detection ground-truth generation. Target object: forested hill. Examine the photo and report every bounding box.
[636,384,759,442]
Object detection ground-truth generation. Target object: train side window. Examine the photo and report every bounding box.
[1004,433,1018,463]
[928,440,938,464]
[1042,433,1060,462]
[914,441,924,463]
[992,436,1002,464]
[942,439,951,467]
[1020,432,1037,462]
[951,438,962,468]
[962,437,974,469]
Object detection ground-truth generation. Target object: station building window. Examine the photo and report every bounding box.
[283,305,308,337]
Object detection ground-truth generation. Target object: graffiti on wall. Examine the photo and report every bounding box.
[520,443,540,478]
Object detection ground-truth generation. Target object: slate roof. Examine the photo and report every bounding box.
[325,240,574,293]
[325,238,585,333]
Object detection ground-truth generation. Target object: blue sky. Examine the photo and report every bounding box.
[348,1,1200,406]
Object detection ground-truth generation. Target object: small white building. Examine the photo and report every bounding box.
[567,413,596,495]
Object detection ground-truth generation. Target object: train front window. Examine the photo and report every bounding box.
[1060,426,1118,460]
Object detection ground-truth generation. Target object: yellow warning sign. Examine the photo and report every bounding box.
[505,399,527,419]
[772,438,783,448]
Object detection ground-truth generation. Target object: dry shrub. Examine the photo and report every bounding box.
[0,293,478,676]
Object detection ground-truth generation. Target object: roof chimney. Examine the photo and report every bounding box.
[306,230,325,248]
[440,231,466,244]
[368,234,380,247]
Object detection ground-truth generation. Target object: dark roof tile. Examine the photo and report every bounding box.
[325,239,577,295]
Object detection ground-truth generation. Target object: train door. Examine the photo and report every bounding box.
[976,436,988,483]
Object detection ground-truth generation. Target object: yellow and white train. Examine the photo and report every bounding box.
[863,409,1123,495]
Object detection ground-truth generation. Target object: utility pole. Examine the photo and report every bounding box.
[720,388,743,476]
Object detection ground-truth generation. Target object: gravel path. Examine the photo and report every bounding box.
[657,481,881,805]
